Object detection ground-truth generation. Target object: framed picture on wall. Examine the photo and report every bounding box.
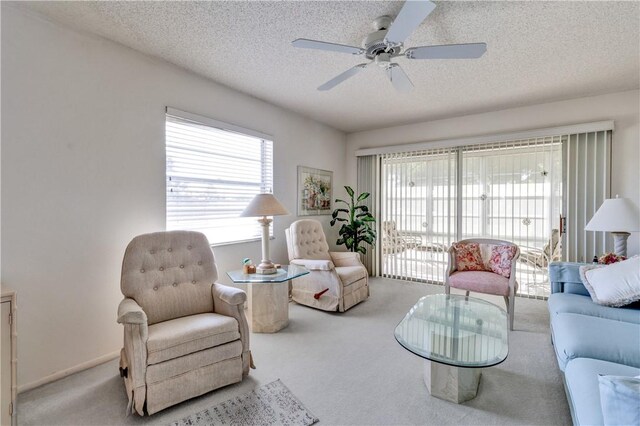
[297,166,333,216]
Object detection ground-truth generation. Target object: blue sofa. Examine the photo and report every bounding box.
[548,262,640,425]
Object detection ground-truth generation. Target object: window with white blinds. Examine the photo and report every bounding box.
[166,109,273,245]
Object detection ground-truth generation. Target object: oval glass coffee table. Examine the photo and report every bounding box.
[394,294,508,403]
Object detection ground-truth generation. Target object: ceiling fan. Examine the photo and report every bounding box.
[291,0,486,92]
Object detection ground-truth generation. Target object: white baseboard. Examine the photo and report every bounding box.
[18,350,120,393]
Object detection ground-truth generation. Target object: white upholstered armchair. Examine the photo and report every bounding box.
[117,231,251,415]
[285,219,369,312]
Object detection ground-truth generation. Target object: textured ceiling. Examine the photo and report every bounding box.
[17,1,640,132]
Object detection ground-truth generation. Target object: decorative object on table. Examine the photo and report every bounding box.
[598,252,627,265]
[117,231,251,415]
[585,195,640,257]
[242,258,255,274]
[330,186,376,255]
[285,219,369,312]
[446,238,520,331]
[579,257,640,307]
[297,166,333,216]
[169,379,318,426]
[241,193,290,274]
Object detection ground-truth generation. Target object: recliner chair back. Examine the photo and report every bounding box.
[286,219,332,261]
[120,230,217,325]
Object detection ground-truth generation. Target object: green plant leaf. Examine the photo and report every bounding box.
[345,186,354,197]
[357,192,370,201]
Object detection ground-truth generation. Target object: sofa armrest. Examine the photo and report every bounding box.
[291,258,335,271]
[117,298,148,415]
[212,282,246,306]
[212,283,252,375]
[329,252,361,267]
[549,262,590,295]
[117,298,148,325]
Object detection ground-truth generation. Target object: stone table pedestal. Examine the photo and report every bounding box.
[424,360,481,403]
[247,281,289,333]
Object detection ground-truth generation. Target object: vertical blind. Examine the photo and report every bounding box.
[563,130,612,261]
[166,110,273,245]
[357,155,379,275]
[375,131,610,299]
[380,148,458,284]
[461,138,563,297]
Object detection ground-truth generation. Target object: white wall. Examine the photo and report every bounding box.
[1,5,347,389]
[347,90,640,256]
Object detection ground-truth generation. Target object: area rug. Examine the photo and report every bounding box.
[169,379,319,426]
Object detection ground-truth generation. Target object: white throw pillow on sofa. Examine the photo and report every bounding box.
[580,257,640,307]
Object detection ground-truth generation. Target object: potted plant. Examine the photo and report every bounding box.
[330,186,376,254]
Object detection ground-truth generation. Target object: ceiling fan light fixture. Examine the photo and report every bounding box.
[291,0,487,92]
[375,53,391,68]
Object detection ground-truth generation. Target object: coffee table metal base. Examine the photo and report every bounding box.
[423,360,481,404]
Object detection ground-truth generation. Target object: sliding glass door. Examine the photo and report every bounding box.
[461,140,562,297]
[380,149,457,285]
[380,138,563,298]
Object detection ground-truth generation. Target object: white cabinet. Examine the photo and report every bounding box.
[1,287,16,426]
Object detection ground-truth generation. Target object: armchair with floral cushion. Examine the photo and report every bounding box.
[445,238,520,330]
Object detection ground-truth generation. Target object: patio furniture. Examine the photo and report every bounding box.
[519,229,562,269]
[382,220,423,254]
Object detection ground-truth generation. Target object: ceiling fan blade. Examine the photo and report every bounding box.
[292,38,364,55]
[318,63,369,91]
[384,0,436,46]
[386,64,413,92]
[405,43,487,59]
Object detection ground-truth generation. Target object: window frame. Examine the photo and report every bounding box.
[165,107,274,246]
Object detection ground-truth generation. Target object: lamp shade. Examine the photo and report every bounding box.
[585,197,640,232]
[240,193,290,217]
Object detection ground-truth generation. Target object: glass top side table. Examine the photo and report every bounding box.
[227,265,309,333]
[227,264,309,283]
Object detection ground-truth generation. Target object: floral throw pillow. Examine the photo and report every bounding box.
[453,243,485,272]
[489,245,518,278]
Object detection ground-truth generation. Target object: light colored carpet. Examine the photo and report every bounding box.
[169,379,318,426]
[19,278,571,425]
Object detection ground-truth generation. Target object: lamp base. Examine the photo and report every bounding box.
[256,261,278,275]
[612,232,630,257]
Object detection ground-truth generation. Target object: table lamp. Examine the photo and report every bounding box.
[585,196,640,257]
[240,193,290,274]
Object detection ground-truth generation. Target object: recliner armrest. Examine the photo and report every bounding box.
[212,282,246,306]
[117,298,147,325]
[291,259,335,271]
[329,251,362,267]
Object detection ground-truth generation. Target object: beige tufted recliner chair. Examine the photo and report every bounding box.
[285,219,369,312]
[117,231,251,415]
